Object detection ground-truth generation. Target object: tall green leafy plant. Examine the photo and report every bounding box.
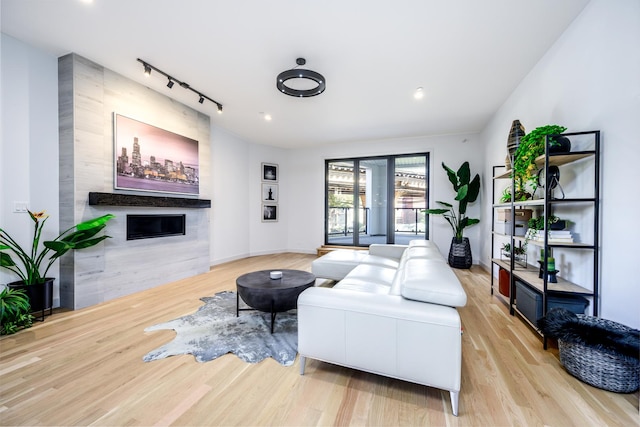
[0,210,114,284]
[425,162,481,240]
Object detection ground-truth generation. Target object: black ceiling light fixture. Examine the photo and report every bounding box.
[276,58,325,97]
[137,58,223,113]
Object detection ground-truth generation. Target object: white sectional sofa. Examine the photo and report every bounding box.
[297,240,467,416]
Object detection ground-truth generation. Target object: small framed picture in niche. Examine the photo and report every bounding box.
[262,163,278,182]
[262,204,278,222]
[262,183,278,203]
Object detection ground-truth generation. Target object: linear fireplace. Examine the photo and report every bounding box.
[127,214,186,240]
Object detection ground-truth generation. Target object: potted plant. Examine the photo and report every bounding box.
[512,125,567,193]
[424,161,480,269]
[0,286,33,335]
[501,243,528,267]
[0,210,114,316]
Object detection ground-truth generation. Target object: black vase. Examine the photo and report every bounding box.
[548,136,571,154]
[448,237,472,269]
[8,278,54,321]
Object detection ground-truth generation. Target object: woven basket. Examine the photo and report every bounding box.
[558,315,639,393]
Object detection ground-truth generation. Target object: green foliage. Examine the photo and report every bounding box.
[0,287,33,335]
[0,210,115,284]
[528,215,561,230]
[502,243,526,255]
[424,161,480,239]
[513,125,567,192]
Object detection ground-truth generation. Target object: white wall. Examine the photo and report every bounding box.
[210,127,251,264]
[479,0,640,328]
[287,133,485,259]
[0,34,60,303]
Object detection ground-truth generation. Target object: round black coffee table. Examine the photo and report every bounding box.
[236,269,316,333]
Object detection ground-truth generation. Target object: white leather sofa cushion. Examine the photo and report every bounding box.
[340,264,397,286]
[335,278,391,294]
[368,244,408,260]
[311,249,368,281]
[405,245,444,260]
[409,239,436,248]
[400,259,467,307]
[360,255,400,270]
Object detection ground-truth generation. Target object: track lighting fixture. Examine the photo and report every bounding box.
[277,58,325,98]
[136,58,223,112]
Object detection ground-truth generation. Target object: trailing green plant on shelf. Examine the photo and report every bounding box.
[0,287,33,335]
[0,210,115,285]
[513,124,567,193]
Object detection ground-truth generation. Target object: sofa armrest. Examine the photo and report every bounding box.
[368,244,408,260]
[297,287,462,394]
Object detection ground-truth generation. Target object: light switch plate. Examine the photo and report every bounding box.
[13,202,29,213]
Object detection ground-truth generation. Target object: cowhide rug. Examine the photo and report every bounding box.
[143,291,298,366]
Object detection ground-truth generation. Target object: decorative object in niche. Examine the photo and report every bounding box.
[114,113,199,196]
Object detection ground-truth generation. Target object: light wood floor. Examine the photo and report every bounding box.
[1,253,638,426]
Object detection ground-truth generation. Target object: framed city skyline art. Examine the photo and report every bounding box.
[114,113,199,195]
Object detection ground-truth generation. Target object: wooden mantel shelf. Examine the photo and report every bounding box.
[88,192,211,208]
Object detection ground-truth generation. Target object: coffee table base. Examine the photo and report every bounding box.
[236,293,280,334]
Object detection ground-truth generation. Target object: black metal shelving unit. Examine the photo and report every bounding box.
[490,130,600,348]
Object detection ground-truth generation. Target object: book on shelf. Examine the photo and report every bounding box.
[532,229,574,243]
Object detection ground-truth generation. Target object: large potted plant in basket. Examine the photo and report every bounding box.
[0,210,114,317]
[424,161,480,269]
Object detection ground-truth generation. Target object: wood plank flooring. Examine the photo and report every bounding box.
[1,253,638,426]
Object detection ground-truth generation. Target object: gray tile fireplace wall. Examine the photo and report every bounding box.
[58,53,211,310]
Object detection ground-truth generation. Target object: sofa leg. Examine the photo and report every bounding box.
[450,391,459,416]
[299,355,306,375]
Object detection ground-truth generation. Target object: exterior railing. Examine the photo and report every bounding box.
[328,207,368,236]
[328,207,425,236]
[394,207,426,234]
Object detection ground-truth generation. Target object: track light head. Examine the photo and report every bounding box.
[198,95,205,104]
[143,64,151,77]
[167,79,174,88]
[217,104,223,114]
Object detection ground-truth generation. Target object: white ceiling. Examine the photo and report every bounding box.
[1,0,590,148]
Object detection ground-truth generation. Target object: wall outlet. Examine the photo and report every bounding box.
[13,202,29,213]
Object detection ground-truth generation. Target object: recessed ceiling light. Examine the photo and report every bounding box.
[259,112,272,122]
[414,87,424,100]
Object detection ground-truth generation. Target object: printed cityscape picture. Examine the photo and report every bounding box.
[114,114,199,195]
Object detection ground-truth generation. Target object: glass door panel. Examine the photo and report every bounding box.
[326,161,355,245]
[394,155,427,245]
[359,158,388,245]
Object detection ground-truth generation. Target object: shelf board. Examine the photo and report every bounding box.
[494,170,512,179]
[491,259,593,295]
[534,151,594,168]
[493,199,544,208]
[526,240,594,248]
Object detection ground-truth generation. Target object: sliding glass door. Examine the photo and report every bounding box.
[325,153,428,247]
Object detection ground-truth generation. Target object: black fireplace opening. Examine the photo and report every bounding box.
[127,214,186,240]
